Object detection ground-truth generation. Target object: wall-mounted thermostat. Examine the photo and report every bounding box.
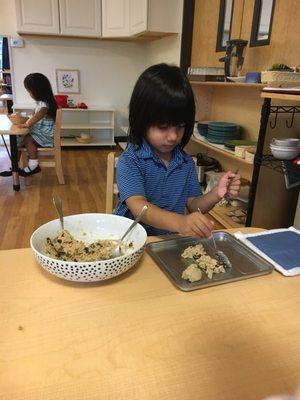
[10,37,24,48]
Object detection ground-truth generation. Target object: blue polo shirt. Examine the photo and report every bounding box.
[115,140,201,236]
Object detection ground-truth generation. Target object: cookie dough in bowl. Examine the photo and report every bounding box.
[30,213,147,282]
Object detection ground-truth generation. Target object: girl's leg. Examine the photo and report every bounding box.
[19,134,41,175]
[24,134,38,159]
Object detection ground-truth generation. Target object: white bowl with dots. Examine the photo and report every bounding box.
[30,213,147,282]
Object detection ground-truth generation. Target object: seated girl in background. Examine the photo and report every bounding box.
[115,63,241,238]
[18,72,57,176]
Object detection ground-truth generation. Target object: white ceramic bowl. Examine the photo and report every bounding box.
[270,144,300,160]
[272,138,300,147]
[30,213,147,282]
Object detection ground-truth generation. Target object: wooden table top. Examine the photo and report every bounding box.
[0,114,28,135]
[1,228,300,400]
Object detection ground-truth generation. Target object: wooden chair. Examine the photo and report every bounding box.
[106,152,119,213]
[20,108,65,185]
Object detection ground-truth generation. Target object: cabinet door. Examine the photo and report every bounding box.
[102,0,130,37]
[130,0,148,35]
[59,0,101,37]
[15,0,60,34]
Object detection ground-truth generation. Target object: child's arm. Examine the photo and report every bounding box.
[126,195,214,238]
[187,171,241,213]
[19,107,48,128]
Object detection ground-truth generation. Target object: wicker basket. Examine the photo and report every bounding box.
[244,148,256,164]
[76,135,93,144]
[235,145,256,159]
[8,114,28,125]
[261,71,300,87]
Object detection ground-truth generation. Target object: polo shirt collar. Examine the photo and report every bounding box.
[135,140,189,165]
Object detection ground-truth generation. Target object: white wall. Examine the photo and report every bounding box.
[146,0,183,66]
[0,0,183,135]
[11,36,147,133]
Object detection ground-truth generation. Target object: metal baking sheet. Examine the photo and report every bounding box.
[146,232,274,291]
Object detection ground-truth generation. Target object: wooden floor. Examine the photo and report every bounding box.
[0,144,223,251]
[0,146,122,250]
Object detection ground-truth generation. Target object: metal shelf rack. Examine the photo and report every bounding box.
[246,92,300,226]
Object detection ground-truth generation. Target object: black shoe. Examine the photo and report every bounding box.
[19,165,41,177]
[0,169,12,177]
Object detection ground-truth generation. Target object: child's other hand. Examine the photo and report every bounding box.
[217,171,241,199]
[179,212,214,238]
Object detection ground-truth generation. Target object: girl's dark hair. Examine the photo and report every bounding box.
[24,73,57,120]
[128,63,195,148]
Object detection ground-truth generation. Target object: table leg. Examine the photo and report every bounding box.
[9,135,20,191]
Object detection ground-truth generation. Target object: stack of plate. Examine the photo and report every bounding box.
[207,122,240,144]
[197,121,211,137]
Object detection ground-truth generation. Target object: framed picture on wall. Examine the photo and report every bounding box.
[56,69,80,94]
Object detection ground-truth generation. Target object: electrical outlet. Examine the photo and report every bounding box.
[10,37,24,48]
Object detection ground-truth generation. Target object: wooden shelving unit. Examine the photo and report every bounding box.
[209,204,246,229]
[13,105,116,147]
[190,81,264,89]
[261,91,300,102]
[192,132,253,165]
[0,69,13,113]
[187,79,264,229]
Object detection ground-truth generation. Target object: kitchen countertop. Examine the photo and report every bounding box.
[1,228,300,400]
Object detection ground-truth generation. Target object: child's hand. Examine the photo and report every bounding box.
[216,171,241,199]
[179,212,214,238]
[18,123,28,128]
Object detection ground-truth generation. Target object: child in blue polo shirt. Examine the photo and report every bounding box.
[115,63,240,237]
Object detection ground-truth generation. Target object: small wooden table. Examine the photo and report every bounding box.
[1,228,300,400]
[0,115,28,191]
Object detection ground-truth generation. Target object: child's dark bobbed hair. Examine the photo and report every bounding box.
[128,63,195,148]
[24,73,57,120]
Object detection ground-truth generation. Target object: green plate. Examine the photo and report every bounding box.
[224,140,257,149]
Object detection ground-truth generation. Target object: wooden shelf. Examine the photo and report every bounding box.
[62,107,115,112]
[190,81,264,89]
[61,124,114,129]
[261,91,300,102]
[209,204,246,229]
[192,133,254,166]
[61,137,116,147]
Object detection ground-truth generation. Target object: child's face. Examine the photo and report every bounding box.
[146,124,185,155]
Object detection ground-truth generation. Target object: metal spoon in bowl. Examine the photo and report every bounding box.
[112,205,148,258]
[53,195,64,231]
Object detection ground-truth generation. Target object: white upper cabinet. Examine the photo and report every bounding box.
[15,0,180,39]
[102,0,130,37]
[102,0,179,38]
[59,0,101,37]
[129,0,148,35]
[16,0,101,37]
[15,0,60,34]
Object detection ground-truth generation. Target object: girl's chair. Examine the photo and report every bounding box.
[20,109,65,185]
[106,152,119,213]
